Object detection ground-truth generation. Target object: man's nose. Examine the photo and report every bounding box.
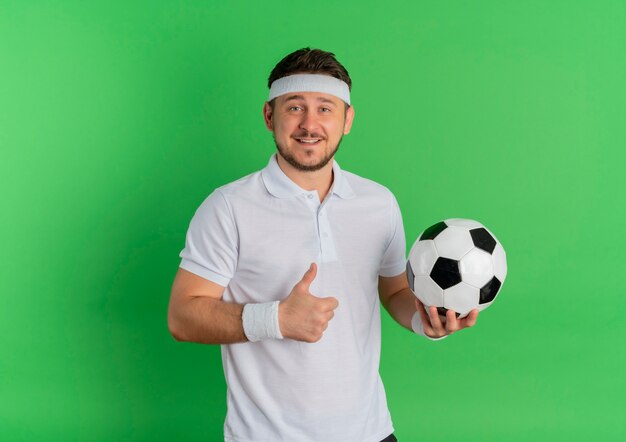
[298,110,320,132]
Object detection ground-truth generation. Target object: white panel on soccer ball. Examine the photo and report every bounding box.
[492,242,508,282]
[459,248,494,289]
[433,226,474,260]
[407,240,438,276]
[444,218,483,229]
[412,275,444,308]
[443,282,479,316]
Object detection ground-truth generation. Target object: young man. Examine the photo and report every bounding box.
[168,48,479,442]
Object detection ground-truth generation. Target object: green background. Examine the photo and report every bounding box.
[2,1,624,440]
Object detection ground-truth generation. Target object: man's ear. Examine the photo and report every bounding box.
[263,102,273,131]
[343,105,355,135]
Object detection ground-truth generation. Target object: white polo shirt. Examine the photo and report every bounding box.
[179,154,407,442]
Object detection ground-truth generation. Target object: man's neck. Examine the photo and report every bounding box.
[275,154,334,202]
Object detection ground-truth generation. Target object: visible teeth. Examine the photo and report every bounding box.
[298,139,321,143]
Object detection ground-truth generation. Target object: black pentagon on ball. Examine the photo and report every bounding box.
[470,227,496,254]
[479,277,502,304]
[420,221,448,241]
[430,257,461,290]
[406,261,415,292]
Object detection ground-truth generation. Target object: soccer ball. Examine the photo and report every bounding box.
[406,218,507,319]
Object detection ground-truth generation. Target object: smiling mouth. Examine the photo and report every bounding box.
[294,137,323,146]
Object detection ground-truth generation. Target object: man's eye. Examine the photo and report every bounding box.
[289,106,301,111]
[320,108,331,112]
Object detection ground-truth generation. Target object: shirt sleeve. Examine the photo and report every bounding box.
[378,192,407,277]
[178,189,238,287]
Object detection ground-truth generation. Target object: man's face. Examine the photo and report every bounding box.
[263,91,355,172]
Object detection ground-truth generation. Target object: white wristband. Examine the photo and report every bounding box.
[411,311,448,341]
[242,301,284,342]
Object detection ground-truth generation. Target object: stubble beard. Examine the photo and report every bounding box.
[273,135,343,172]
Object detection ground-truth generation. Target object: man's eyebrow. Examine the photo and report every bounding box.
[283,95,337,105]
[317,97,337,105]
[284,94,305,101]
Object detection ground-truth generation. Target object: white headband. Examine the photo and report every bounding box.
[268,73,351,105]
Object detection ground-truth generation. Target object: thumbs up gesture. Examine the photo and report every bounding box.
[278,263,339,343]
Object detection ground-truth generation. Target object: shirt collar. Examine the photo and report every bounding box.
[261,153,356,199]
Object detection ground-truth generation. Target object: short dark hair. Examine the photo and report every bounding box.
[267,47,352,90]
[267,47,352,112]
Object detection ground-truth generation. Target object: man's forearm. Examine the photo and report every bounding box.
[169,296,248,345]
[382,288,417,332]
